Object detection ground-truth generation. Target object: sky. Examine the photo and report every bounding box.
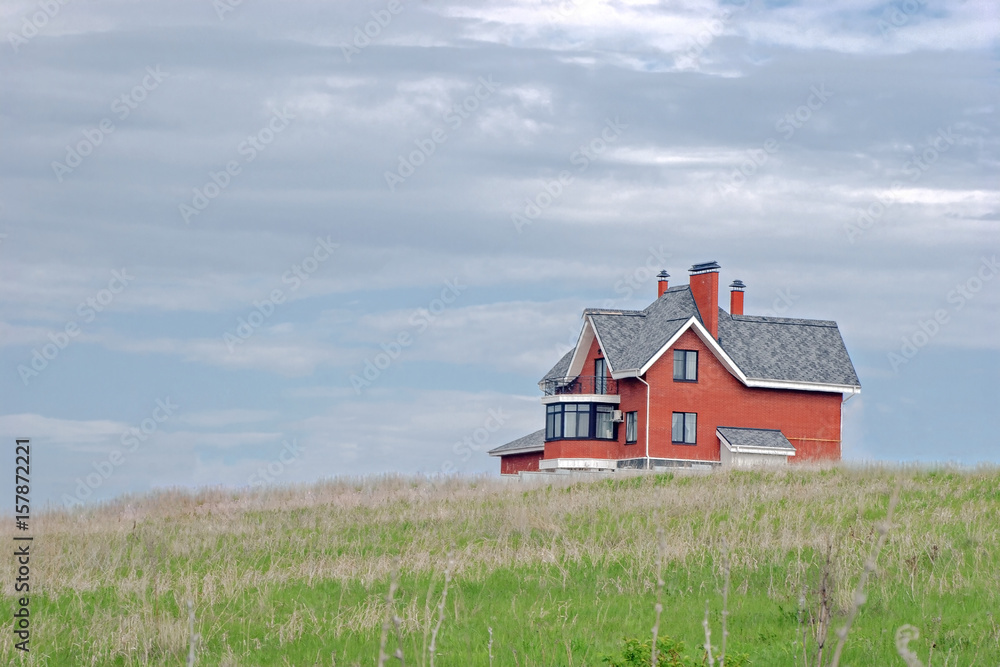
[0,0,997,508]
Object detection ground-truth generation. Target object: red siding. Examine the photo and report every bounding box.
[541,327,843,465]
[500,451,542,474]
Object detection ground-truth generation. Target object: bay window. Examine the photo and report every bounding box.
[545,403,617,441]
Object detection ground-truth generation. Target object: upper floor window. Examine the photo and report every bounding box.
[625,411,638,444]
[673,350,698,382]
[671,412,697,444]
[594,358,607,394]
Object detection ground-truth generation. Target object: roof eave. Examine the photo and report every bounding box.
[744,378,862,394]
[488,445,545,457]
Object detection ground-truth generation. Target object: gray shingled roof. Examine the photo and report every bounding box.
[539,284,860,389]
[718,310,860,386]
[541,350,574,383]
[488,429,545,456]
[717,427,795,452]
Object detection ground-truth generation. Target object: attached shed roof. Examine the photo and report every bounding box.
[717,426,796,453]
[488,429,545,456]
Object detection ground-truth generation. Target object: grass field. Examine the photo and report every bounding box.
[3,466,999,666]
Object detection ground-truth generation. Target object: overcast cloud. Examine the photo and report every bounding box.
[1,0,997,507]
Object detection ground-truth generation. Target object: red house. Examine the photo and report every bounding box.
[489,261,861,474]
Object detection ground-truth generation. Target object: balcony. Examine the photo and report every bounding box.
[541,375,618,397]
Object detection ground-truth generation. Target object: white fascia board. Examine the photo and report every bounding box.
[587,315,615,375]
[541,394,621,405]
[489,445,544,457]
[744,378,863,395]
[565,319,596,380]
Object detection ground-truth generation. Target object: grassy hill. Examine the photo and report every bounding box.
[3,466,999,666]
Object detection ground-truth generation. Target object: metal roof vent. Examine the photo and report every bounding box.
[689,261,721,274]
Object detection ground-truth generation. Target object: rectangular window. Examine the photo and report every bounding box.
[562,403,591,438]
[625,411,638,444]
[545,404,562,440]
[594,358,607,394]
[673,350,698,381]
[595,404,614,439]
[671,412,697,444]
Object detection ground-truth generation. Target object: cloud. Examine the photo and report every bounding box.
[1,0,997,507]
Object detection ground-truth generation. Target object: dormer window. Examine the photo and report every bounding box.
[673,350,698,382]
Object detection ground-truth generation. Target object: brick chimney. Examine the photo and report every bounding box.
[657,270,670,297]
[729,279,745,316]
[688,261,720,338]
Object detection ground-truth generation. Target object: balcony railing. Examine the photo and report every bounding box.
[541,375,618,397]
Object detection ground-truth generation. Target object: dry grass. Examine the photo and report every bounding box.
[2,465,998,665]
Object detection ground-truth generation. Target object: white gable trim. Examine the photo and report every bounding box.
[642,316,747,380]
[743,378,862,394]
[586,314,616,375]
[565,319,597,380]
[610,316,857,395]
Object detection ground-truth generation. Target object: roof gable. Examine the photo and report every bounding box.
[539,285,861,393]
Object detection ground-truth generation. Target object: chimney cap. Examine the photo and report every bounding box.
[657,270,670,280]
[689,260,721,274]
[729,279,746,291]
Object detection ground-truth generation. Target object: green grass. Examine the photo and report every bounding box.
[3,467,1000,665]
